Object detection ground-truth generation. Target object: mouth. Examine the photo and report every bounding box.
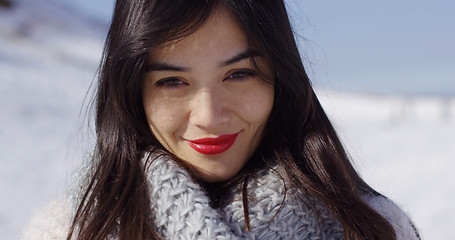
[186,132,240,155]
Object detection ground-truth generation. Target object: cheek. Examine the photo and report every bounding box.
[143,97,187,138]
[240,86,274,123]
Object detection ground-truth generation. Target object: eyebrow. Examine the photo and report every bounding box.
[145,49,262,72]
[220,49,262,67]
[145,62,190,72]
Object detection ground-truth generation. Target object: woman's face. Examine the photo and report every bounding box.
[142,7,274,182]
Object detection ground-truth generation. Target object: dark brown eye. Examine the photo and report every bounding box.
[155,78,188,87]
[226,70,255,80]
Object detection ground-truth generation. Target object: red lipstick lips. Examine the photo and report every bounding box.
[186,132,239,155]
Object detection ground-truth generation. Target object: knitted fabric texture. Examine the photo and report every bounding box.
[22,153,421,239]
[145,154,420,240]
[146,154,342,239]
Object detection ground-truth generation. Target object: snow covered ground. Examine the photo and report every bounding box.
[1,1,454,239]
[317,90,455,240]
[0,1,104,238]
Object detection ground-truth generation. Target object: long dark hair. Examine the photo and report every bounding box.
[69,0,396,239]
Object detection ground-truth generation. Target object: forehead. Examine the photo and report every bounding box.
[148,7,248,65]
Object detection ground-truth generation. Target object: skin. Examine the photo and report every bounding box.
[142,7,274,182]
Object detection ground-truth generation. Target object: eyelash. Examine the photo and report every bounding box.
[154,69,256,88]
[155,78,187,87]
[225,69,256,81]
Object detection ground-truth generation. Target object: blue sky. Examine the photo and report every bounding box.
[287,0,455,95]
[53,0,454,95]
[50,0,114,22]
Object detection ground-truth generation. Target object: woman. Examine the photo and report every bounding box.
[23,0,420,239]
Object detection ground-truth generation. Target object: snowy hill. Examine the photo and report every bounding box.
[0,0,104,238]
[1,1,454,239]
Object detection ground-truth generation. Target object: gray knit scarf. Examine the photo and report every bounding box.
[145,153,344,240]
[21,153,418,239]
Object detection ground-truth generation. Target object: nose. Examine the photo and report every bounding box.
[189,89,230,131]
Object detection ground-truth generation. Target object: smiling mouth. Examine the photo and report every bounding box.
[186,132,239,155]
